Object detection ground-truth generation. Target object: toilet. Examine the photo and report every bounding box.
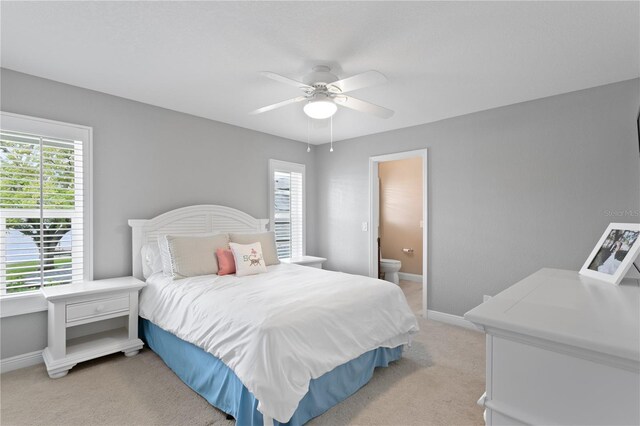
[380,258,402,284]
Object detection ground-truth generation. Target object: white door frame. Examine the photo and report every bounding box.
[369,149,428,318]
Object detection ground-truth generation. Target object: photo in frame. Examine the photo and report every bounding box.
[580,223,640,285]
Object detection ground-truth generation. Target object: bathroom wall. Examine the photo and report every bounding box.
[379,157,423,275]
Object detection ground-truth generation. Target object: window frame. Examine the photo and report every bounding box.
[0,112,93,317]
[268,159,306,259]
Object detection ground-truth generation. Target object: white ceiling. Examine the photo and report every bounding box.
[1,1,638,144]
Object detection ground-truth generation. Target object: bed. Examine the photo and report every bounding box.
[129,205,419,426]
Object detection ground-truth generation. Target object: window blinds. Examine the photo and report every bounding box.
[0,130,84,294]
[289,170,303,258]
[273,169,304,259]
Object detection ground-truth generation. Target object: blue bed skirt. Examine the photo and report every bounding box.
[140,319,403,426]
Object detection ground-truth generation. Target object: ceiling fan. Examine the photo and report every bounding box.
[250,65,394,120]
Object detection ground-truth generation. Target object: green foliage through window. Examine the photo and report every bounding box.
[1,131,81,293]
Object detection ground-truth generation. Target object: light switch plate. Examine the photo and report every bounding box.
[361,222,368,232]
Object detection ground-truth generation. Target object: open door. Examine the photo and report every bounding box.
[369,149,428,318]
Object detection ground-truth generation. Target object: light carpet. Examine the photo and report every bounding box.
[1,282,485,426]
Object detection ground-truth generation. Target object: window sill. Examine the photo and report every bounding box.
[0,291,47,318]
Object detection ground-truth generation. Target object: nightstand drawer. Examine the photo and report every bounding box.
[66,295,130,323]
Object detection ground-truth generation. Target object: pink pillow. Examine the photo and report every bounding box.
[216,248,236,275]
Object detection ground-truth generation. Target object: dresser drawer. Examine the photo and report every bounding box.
[66,295,130,323]
[489,335,639,425]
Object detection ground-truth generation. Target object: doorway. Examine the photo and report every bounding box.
[369,149,427,318]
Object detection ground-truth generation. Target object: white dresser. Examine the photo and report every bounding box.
[465,268,639,425]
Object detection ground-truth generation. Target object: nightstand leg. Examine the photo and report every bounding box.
[123,349,139,357]
[128,291,139,340]
[48,369,70,379]
[43,348,76,378]
[47,301,66,359]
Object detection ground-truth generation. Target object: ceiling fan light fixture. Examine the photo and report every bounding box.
[303,98,337,120]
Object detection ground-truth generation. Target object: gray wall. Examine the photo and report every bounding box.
[0,312,47,360]
[315,78,640,316]
[1,68,639,359]
[0,68,318,358]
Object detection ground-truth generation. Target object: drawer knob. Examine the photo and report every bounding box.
[95,304,105,312]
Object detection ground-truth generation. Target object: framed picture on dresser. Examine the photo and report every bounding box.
[580,222,640,284]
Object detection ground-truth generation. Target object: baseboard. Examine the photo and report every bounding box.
[398,272,422,283]
[1,350,43,374]
[427,309,480,331]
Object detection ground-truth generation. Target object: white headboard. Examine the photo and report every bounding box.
[128,205,269,280]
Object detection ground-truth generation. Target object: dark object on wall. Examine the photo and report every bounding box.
[377,237,384,280]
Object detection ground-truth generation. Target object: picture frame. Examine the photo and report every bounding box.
[579,223,640,285]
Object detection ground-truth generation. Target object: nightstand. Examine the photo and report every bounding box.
[42,277,146,378]
[281,256,327,269]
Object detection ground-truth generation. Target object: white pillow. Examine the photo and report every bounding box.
[141,242,163,279]
[230,242,267,277]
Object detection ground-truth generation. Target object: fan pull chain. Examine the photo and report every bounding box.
[306,117,311,153]
[329,116,334,152]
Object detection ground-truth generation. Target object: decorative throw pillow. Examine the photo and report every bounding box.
[229,242,267,277]
[158,232,227,277]
[216,248,236,276]
[160,233,230,279]
[229,231,280,266]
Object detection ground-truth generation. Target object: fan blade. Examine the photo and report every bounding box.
[250,96,307,115]
[260,71,313,92]
[326,70,387,94]
[335,96,394,119]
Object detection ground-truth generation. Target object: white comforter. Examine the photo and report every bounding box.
[139,263,418,422]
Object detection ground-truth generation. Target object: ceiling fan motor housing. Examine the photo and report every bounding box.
[304,65,339,89]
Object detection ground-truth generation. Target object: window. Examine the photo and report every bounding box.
[0,112,92,295]
[269,160,305,259]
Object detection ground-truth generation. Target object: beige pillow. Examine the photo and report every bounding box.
[230,242,267,277]
[164,233,230,279]
[229,231,280,266]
